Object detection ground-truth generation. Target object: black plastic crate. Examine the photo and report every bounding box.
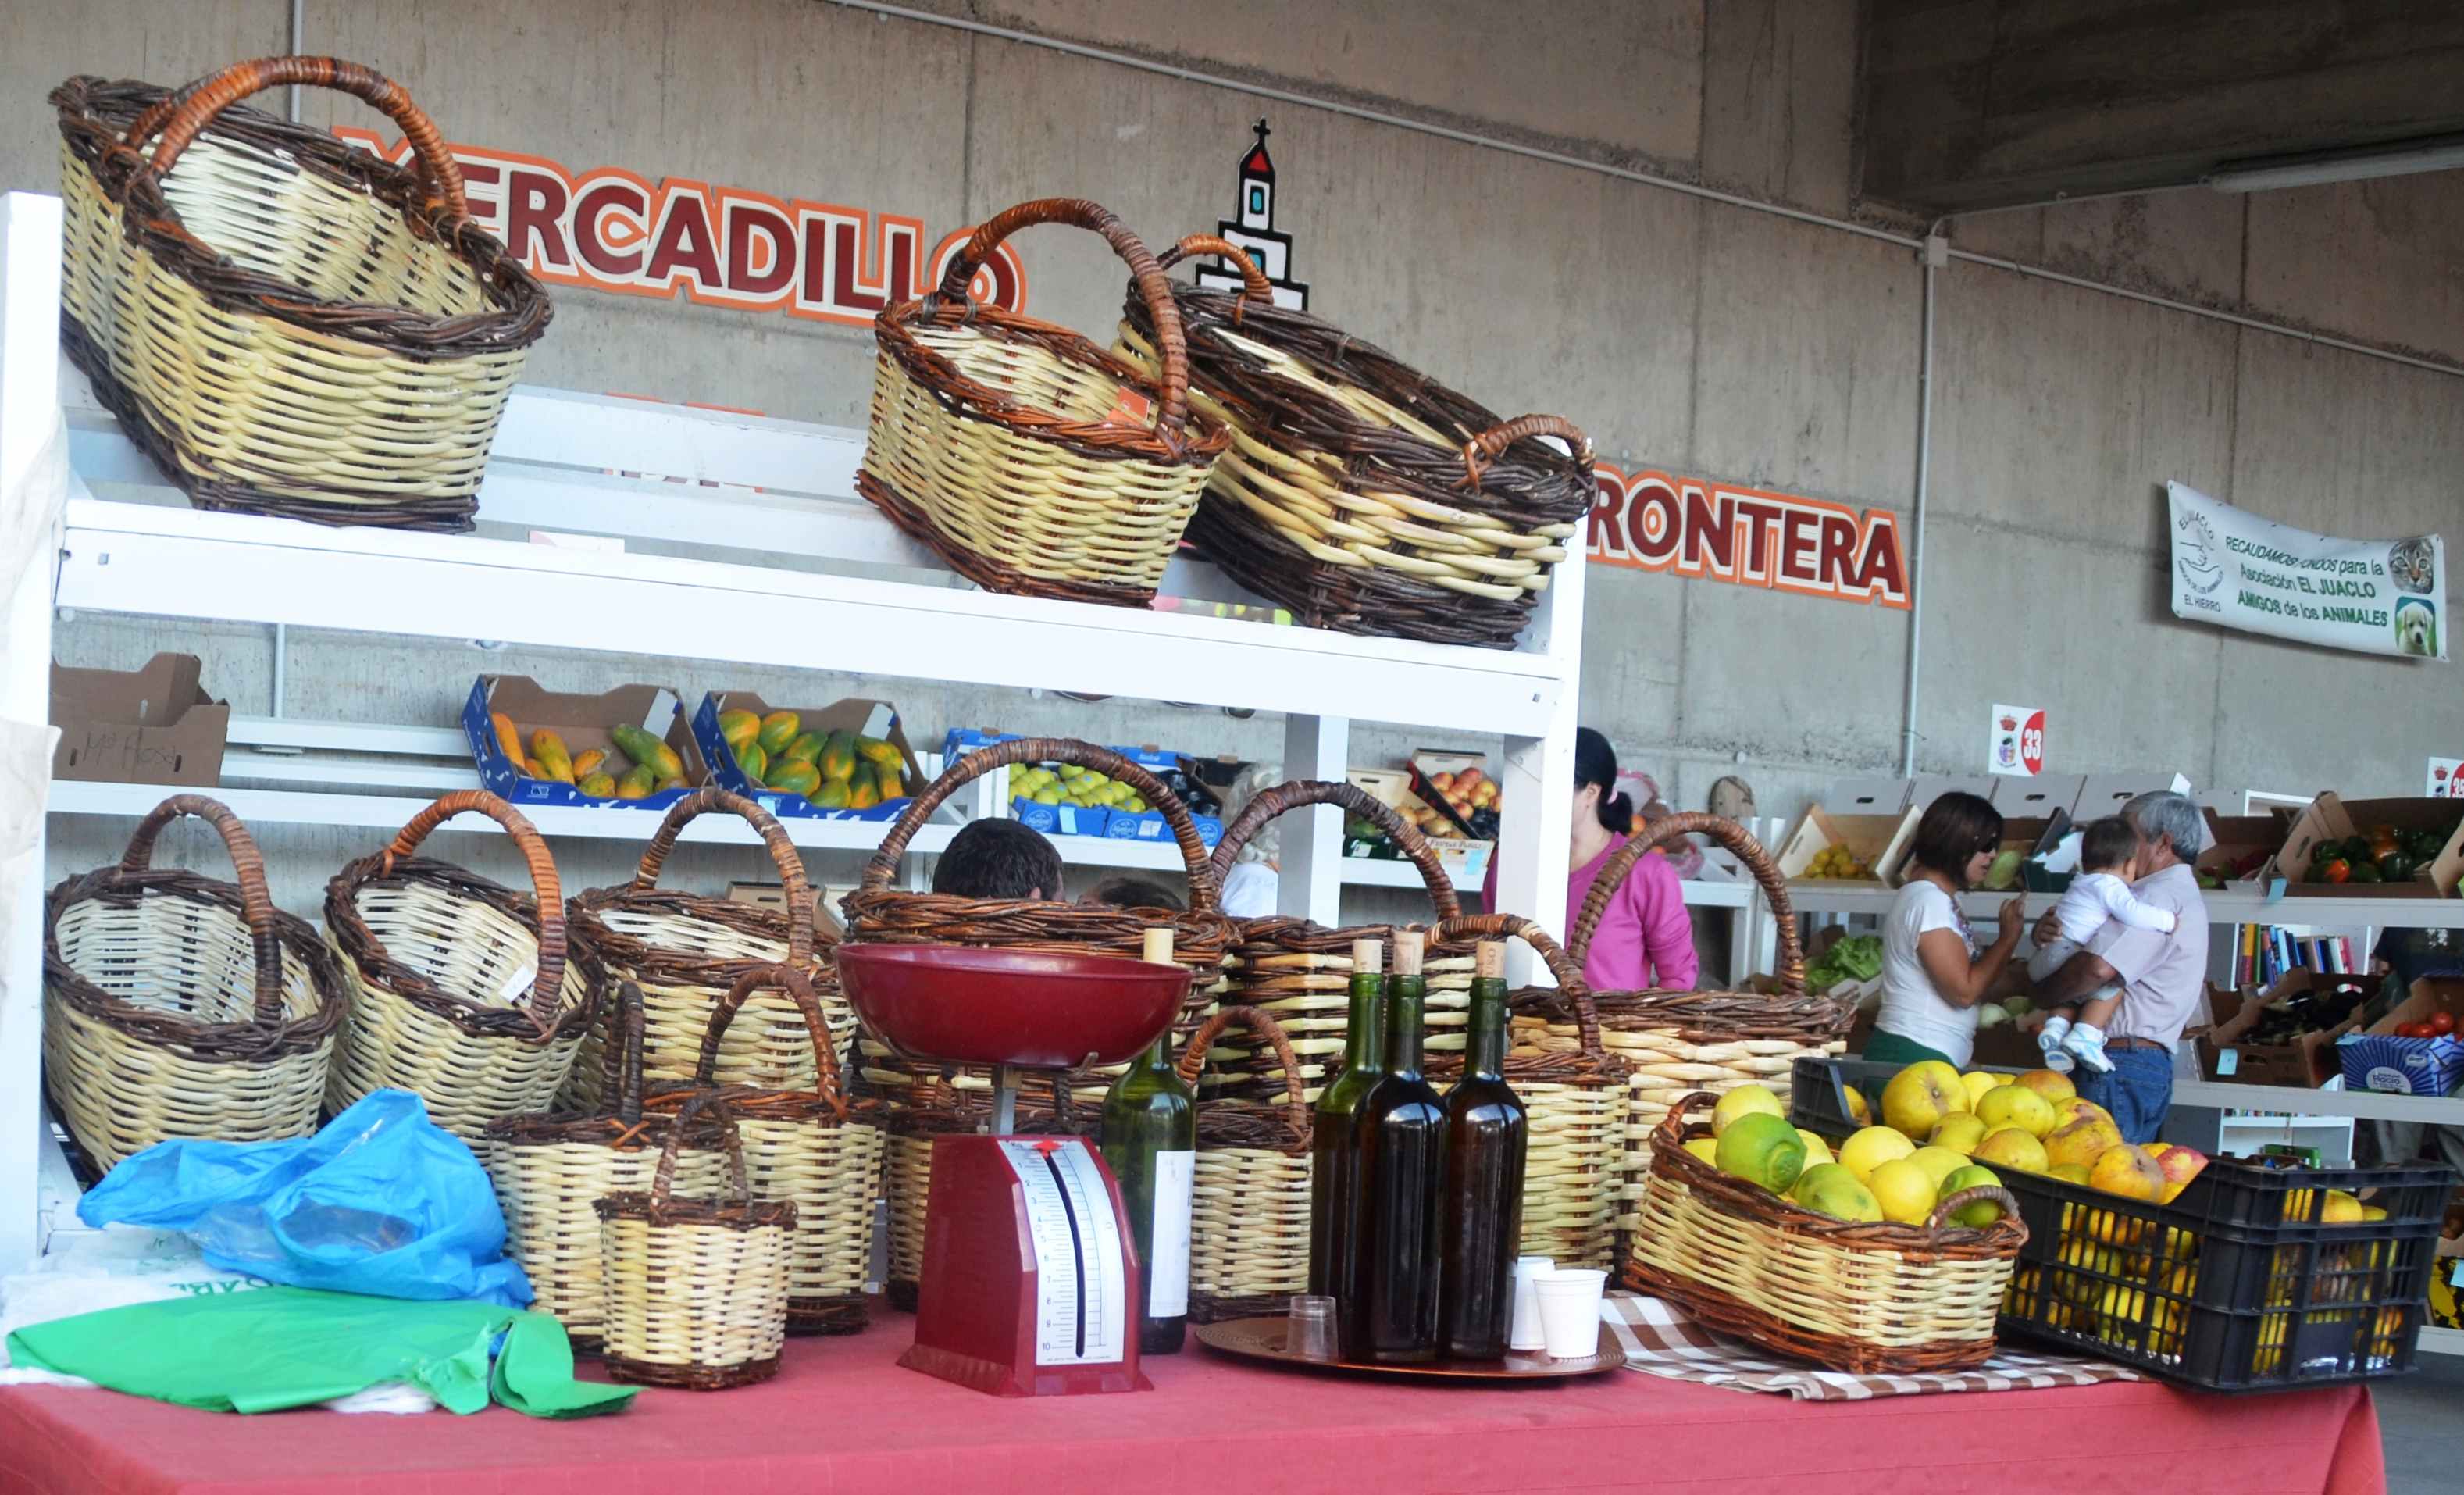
[1999,1163,2450,1392]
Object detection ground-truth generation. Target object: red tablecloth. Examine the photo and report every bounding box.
[0,1318,2387,1495]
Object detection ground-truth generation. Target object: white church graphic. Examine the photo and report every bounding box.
[1197,120,1309,311]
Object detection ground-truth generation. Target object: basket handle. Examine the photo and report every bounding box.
[1435,911,1604,1058]
[653,1090,750,1211]
[930,198,1192,449]
[606,981,650,1126]
[1924,1186,2024,1237]
[1571,811,1803,994]
[117,794,286,1025]
[861,737,1219,914]
[630,790,813,963]
[1460,416,1594,489]
[369,790,566,1034]
[123,57,467,220]
[1157,234,1275,323]
[693,962,850,1122]
[1208,779,1457,923]
[1175,1003,1308,1149]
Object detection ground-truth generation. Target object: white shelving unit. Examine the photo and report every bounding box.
[2,190,1600,1268]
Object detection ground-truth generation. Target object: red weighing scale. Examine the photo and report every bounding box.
[836,941,1189,1397]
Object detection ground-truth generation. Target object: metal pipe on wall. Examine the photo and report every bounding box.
[1899,237,1943,776]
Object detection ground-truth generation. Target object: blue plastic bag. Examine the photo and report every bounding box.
[77,1090,532,1307]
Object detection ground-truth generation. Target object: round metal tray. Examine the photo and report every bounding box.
[1192,1316,1626,1381]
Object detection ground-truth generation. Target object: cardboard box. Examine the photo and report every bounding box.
[1343,768,1492,883]
[2198,970,2370,1086]
[462,676,708,810]
[2195,809,2288,890]
[1909,775,1999,810]
[1777,805,1921,887]
[2072,772,2195,822]
[697,694,923,823]
[2337,977,2464,1096]
[1827,776,1912,814]
[725,881,846,942]
[1992,775,2084,818]
[940,729,1224,845]
[51,654,230,787]
[1407,749,1501,841]
[2271,792,2464,897]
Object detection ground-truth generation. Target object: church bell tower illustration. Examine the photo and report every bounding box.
[1198,119,1309,310]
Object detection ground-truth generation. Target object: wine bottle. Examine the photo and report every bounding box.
[1100,928,1196,1355]
[1438,940,1528,1360]
[1308,938,1386,1306]
[1350,929,1446,1364]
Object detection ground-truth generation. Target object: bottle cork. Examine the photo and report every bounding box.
[1476,940,1505,980]
[1351,938,1384,975]
[1393,929,1424,976]
[1141,926,1176,965]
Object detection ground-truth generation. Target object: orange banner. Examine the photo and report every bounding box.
[1587,463,1910,609]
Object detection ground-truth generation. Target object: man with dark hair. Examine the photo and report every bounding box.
[932,819,1064,901]
[2032,791,2209,1143]
[1079,876,1185,912]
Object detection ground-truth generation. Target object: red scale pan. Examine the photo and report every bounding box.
[836,942,1187,1397]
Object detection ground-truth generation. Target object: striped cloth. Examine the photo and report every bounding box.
[1599,1293,2140,1400]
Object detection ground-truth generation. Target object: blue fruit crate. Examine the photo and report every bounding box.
[462,676,700,812]
[690,693,917,822]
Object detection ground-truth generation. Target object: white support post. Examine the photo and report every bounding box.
[1278,713,1347,925]
[1,192,64,1270]
[1492,517,1586,986]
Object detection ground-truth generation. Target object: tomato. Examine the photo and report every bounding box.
[2318,858,2352,884]
[2432,1012,2457,1037]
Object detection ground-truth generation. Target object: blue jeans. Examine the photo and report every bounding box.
[2079,1047,2173,1144]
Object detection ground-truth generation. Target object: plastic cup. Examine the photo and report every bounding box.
[1508,1256,1555,1351]
[1534,1268,1607,1359]
[1286,1294,1337,1360]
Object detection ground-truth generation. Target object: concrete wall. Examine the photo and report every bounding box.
[9,1,2462,929]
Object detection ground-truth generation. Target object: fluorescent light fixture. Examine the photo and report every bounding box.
[2209,137,2464,193]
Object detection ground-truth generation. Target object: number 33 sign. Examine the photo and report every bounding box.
[1990,705,2045,777]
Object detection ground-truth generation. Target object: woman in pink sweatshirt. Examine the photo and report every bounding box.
[1483,728,1698,991]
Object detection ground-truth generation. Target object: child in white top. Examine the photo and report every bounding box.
[2029,816,2177,1075]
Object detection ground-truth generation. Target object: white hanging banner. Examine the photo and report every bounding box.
[2167,482,2445,661]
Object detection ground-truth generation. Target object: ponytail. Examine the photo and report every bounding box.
[1599,790,1635,836]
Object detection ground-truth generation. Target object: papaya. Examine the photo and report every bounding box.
[872,761,904,800]
[490,712,527,773]
[758,711,801,755]
[848,761,881,811]
[717,708,761,752]
[736,742,768,782]
[781,731,825,765]
[647,742,684,780]
[854,734,902,769]
[653,776,685,792]
[615,765,655,799]
[811,776,850,810]
[607,724,661,772]
[577,771,617,797]
[766,759,822,796]
[528,730,575,783]
[572,748,607,779]
[818,729,857,781]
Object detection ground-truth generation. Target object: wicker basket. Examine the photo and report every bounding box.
[565,790,841,1111]
[483,984,724,1351]
[1429,912,1631,1270]
[1627,1092,2027,1374]
[1519,813,1851,1260]
[596,1091,795,1390]
[43,794,346,1174]
[645,962,885,1336]
[1198,779,1471,1103]
[1117,234,1592,647]
[323,791,594,1139]
[858,198,1232,606]
[1171,1004,1312,1324]
[52,58,550,531]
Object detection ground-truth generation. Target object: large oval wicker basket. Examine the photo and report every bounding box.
[1118,235,1592,648]
[1174,1004,1311,1324]
[1627,1092,2027,1375]
[324,791,594,1139]
[43,794,346,1174]
[52,58,550,530]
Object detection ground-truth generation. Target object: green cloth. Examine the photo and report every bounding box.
[5,1286,633,1418]
[1860,1028,1959,1069]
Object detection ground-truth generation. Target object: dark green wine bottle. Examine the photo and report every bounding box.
[1438,940,1527,1359]
[1100,929,1196,1355]
[1308,938,1386,1306]
[1350,929,1446,1364]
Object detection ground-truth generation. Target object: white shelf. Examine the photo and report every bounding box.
[1780,882,2464,929]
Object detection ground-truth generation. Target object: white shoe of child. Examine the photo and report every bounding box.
[2037,1015,2074,1072]
[2063,1021,2114,1075]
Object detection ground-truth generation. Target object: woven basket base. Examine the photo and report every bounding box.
[858,468,1161,608]
[62,320,480,533]
[1186,497,1532,648]
[787,1296,868,1336]
[1622,1261,1997,1376]
[600,1348,781,1390]
[1191,1290,1291,1326]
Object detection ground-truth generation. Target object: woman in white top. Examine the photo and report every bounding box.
[1867,792,2026,1069]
